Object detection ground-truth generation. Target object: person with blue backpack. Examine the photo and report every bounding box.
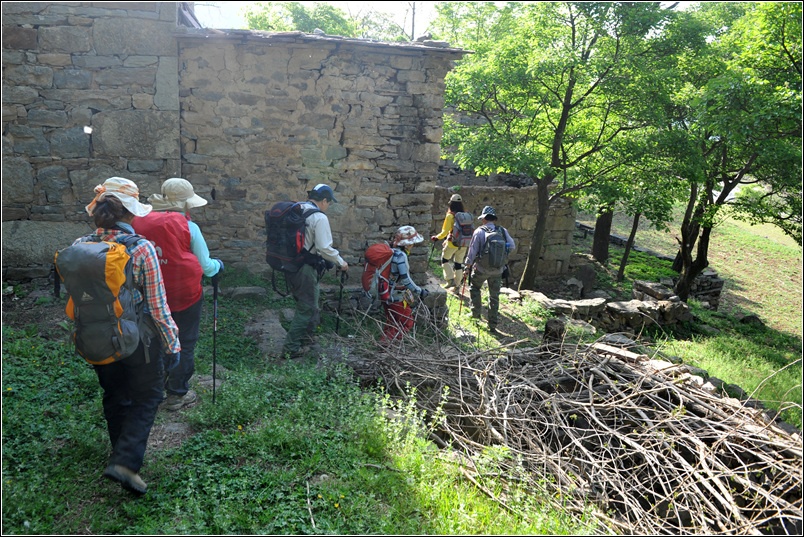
[78,177,180,496]
[463,205,515,334]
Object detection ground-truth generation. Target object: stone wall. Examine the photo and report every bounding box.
[432,185,576,281]
[2,2,576,283]
[173,29,464,276]
[2,1,183,278]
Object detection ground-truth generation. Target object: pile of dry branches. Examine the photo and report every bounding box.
[344,309,802,535]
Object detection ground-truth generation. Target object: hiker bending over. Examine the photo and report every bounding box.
[133,178,223,412]
[431,193,472,290]
[463,206,515,335]
[82,177,180,496]
[381,226,429,344]
[282,183,348,359]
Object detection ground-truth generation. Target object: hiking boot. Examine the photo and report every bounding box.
[103,464,147,496]
[161,390,197,411]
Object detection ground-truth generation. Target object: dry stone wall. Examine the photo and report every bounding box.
[2,1,182,279]
[432,185,575,281]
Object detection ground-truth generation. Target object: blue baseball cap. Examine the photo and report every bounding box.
[308,183,338,202]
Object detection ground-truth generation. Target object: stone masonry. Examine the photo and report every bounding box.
[2,2,575,283]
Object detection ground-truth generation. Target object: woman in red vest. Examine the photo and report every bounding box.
[132,178,223,411]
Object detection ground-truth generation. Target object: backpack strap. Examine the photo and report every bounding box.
[113,232,157,362]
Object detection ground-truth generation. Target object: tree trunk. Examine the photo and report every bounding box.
[616,212,641,282]
[674,224,712,301]
[517,181,552,291]
[672,181,699,272]
[592,206,614,264]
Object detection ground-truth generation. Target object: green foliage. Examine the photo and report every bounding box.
[243,1,409,41]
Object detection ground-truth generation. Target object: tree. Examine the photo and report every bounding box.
[440,2,679,290]
[242,1,409,41]
[664,2,802,300]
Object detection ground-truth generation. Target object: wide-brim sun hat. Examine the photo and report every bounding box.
[394,225,424,247]
[148,178,208,212]
[478,205,497,219]
[85,177,152,217]
[449,193,462,203]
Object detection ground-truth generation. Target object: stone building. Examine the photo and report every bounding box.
[2,1,575,283]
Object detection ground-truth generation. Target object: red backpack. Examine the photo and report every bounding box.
[361,242,394,305]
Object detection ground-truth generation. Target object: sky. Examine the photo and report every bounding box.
[192,1,440,37]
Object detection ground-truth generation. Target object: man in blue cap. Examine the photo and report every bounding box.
[463,205,515,334]
[282,183,348,358]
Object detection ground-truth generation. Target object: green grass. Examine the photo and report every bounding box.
[1,279,595,535]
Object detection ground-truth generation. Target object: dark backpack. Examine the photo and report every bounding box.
[265,201,321,273]
[477,225,508,270]
[54,233,155,366]
[450,211,474,248]
[361,242,394,308]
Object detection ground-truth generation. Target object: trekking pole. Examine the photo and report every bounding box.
[211,273,219,405]
[457,270,468,318]
[335,268,347,335]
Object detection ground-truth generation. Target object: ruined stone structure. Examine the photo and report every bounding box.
[2,1,576,283]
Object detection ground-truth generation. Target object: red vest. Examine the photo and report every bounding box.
[132,211,203,312]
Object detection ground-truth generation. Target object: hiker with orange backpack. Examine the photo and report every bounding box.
[379,226,430,344]
[132,178,224,412]
[431,193,473,290]
[71,177,180,496]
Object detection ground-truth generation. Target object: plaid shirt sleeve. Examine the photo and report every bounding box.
[130,239,181,354]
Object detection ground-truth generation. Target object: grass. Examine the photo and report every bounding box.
[1,281,596,535]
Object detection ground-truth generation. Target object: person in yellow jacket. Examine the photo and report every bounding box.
[430,193,471,289]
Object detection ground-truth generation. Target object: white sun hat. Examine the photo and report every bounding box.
[85,177,152,217]
[148,178,208,212]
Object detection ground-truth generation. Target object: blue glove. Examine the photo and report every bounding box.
[419,288,430,300]
[165,352,181,372]
[213,258,224,272]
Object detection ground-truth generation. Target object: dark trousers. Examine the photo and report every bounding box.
[470,270,502,328]
[94,338,164,472]
[282,264,320,354]
[164,296,203,397]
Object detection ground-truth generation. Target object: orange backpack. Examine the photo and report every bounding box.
[361,242,394,305]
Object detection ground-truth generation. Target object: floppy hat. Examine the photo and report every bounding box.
[394,225,424,247]
[85,177,152,217]
[449,193,462,203]
[308,183,338,203]
[148,178,208,212]
[478,205,497,219]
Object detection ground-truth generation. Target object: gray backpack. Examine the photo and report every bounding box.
[450,211,474,247]
[477,225,508,270]
[54,233,156,366]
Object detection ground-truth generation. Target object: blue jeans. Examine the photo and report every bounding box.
[164,296,203,397]
[94,337,164,472]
